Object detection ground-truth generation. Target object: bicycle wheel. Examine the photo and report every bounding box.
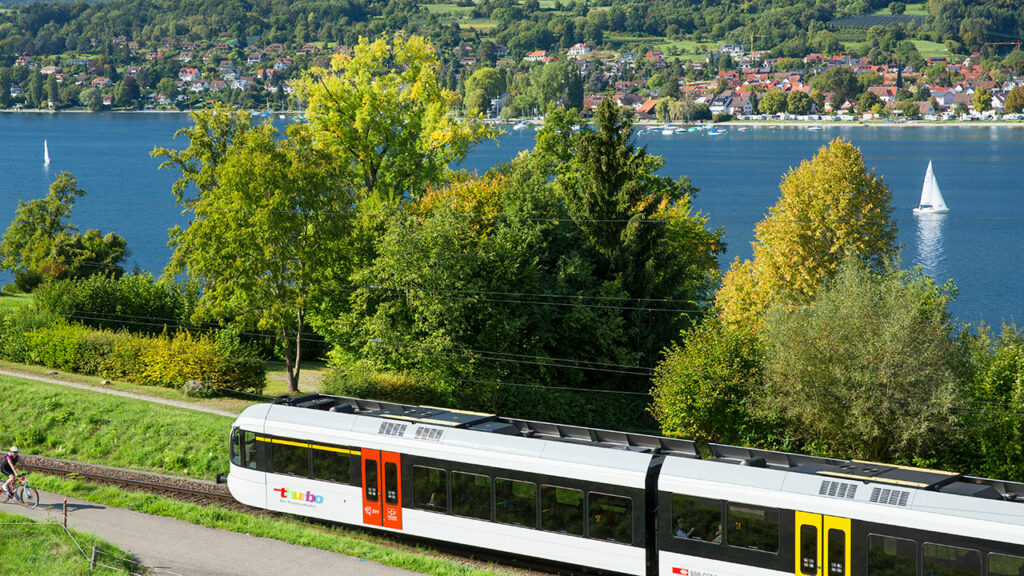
[0,489,10,505]
[20,486,39,509]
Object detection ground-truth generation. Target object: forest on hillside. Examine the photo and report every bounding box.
[0,0,1022,64]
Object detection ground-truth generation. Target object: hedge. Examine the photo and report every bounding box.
[0,311,265,395]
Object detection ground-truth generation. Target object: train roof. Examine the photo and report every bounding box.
[270,394,1024,504]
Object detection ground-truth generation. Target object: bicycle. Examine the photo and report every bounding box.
[0,473,39,509]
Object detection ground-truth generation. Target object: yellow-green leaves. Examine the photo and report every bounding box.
[717,138,897,332]
[296,34,495,204]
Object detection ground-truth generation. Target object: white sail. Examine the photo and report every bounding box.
[44,140,50,166]
[913,161,948,215]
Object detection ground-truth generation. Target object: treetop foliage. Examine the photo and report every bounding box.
[297,33,496,205]
[716,137,897,332]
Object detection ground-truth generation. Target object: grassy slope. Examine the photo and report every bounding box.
[0,375,231,479]
[0,509,140,575]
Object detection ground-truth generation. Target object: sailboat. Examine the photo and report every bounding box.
[44,140,50,167]
[913,161,949,215]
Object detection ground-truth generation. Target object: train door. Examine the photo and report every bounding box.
[361,450,403,530]
[795,512,851,576]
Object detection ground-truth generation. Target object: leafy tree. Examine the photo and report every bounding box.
[960,327,1024,480]
[898,99,920,117]
[297,34,493,205]
[973,86,992,113]
[889,1,906,15]
[79,87,103,111]
[716,138,898,332]
[809,66,860,104]
[856,90,882,114]
[651,317,768,444]
[340,102,722,426]
[0,172,126,288]
[759,89,788,114]
[787,91,812,115]
[463,67,505,115]
[1006,86,1024,114]
[0,68,10,109]
[760,262,961,463]
[163,118,354,392]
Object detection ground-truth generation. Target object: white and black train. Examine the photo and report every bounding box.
[228,394,1024,576]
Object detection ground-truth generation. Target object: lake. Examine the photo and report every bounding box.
[2,112,1022,325]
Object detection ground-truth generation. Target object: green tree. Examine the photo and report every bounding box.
[79,87,103,111]
[716,138,898,332]
[809,66,860,104]
[651,317,767,444]
[156,77,178,101]
[0,68,10,109]
[463,67,505,115]
[163,119,354,392]
[787,91,812,115]
[0,173,126,288]
[856,90,882,115]
[961,327,1024,480]
[297,34,493,205]
[760,262,960,463]
[1005,86,1024,114]
[759,89,788,114]
[973,86,992,113]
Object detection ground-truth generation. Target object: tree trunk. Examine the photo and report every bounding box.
[284,309,304,393]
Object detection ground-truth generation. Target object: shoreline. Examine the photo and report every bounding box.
[5,108,1024,128]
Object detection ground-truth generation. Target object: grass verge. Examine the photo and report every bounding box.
[32,474,520,576]
[0,375,232,479]
[0,508,142,575]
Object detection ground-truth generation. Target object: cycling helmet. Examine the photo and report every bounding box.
[9,447,17,453]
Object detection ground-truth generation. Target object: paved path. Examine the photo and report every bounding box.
[4,490,422,576]
[0,369,239,417]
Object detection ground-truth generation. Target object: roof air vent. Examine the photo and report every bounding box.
[378,422,408,437]
[819,480,858,499]
[870,487,910,507]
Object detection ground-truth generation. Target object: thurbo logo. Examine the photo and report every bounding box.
[273,487,324,505]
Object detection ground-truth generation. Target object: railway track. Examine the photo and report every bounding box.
[20,454,241,508]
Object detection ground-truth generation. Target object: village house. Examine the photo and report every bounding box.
[179,68,201,82]
[567,43,591,57]
[523,50,553,63]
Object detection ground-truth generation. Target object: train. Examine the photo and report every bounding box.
[227,394,1024,576]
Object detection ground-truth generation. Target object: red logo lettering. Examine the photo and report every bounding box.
[672,569,689,576]
[273,487,288,498]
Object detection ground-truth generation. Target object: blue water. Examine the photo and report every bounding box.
[2,113,1023,324]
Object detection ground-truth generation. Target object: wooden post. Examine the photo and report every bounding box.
[63,498,67,529]
[90,546,97,570]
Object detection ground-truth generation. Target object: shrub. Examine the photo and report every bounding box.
[138,330,265,394]
[33,273,198,335]
[0,309,60,363]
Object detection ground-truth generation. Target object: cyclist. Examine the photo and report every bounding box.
[1,446,19,496]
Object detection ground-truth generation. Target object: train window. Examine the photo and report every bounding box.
[384,462,399,505]
[671,494,721,543]
[924,543,981,576]
[413,466,447,513]
[230,428,241,466]
[828,528,846,575]
[495,478,536,528]
[989,553,1024,576]
[541,485,584,536]
[867,534,917,576]
[242,431,258,469]
[364,459,378,502]
[588,492,632,544]
[271,440,309,477]
[451,472,491,520]
[800,525,818,574]
[311,447,351,484]
[726,504,778,553]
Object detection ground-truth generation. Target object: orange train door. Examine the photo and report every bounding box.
[361,450,403,530]
[795,511,851,576]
